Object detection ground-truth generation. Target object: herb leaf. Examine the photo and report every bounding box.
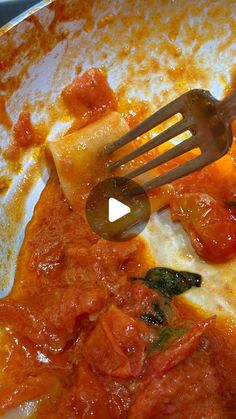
[148,327,188,354]
[141,313,162,326]
[144,267,201,298]
[152,302,167,323]
[140,302,166,326]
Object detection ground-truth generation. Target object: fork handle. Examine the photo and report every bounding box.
[220,91,236,122]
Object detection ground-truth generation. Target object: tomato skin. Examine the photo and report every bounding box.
[146,317,215,378]
[114,280,162,319]
[83,305,146,378]
[49,285,108,333]
[0,300,68,352]
[0,284,108,353]
[170,193,236,262]
[168,155,236,262]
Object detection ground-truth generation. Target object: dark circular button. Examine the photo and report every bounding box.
[85,177,150,241]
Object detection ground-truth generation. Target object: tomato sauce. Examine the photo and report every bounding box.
[0,68,236,417]
[5,111,45,161]
[0,95,12,130]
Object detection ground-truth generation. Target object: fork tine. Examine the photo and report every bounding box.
[140,154,214,193]
[110,117,194,170]
[126,137,198,179]
[104,95,186,155]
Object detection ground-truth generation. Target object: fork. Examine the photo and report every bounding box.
[104,89,235,192]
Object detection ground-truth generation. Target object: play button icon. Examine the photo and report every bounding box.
[85,177,150,241]
[108,198,131,222]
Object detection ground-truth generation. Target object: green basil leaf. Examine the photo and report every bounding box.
[147,327,188,354]
[144,267,201,298]
[140,302,166,326]
[152,302,167,323]
[141,312,161,326]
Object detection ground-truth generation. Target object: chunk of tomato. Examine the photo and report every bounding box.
[49,285,108,333]
[128,350,225,419]
[170,193,236,262]
[83,305,146,378]
[62,68,117,118]
[13,111,43,148]
[147,316,215,377]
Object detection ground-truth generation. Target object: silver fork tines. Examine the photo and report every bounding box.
[110,117,195,170]
[105,89,234,192]
[104,95,185,156]
[127,135,198,180]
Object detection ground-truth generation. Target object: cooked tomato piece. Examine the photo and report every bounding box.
[170,193,236,262]
[62,68,117,118]
[89,239,148,287]
[83,305,146,378]
[57,364,111,419]
[114,279,162,320]
[223,177,236,204]
[13,111,43,148]
[0,300,67,351]
[147,317,215,377]
[128,350,226,419]
[223,177,236,218]
[0,332,59,414]
[0,284,108,352]
[172,163,225,200]
[13,111,33,147]
[49,285,108,333]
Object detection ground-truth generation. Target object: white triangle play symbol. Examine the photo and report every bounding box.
[108,197,131,223]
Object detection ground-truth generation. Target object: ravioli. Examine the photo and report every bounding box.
[48,112,130,209]
[48,111,171,228]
